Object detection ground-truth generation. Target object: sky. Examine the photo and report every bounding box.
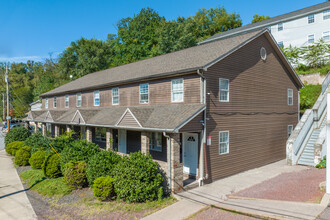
[0,0,326,63]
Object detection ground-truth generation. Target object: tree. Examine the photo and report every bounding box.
[302,39,330,68]
[252,14,270,23]
[282,45,303,66]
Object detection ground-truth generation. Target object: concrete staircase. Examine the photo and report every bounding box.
[297,116,326,166]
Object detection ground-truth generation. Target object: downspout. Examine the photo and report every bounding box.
[197,69,208,186]
[163,132,171,192]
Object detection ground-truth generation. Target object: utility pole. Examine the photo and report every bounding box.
[2,93,5,121]
[5,66,10,132]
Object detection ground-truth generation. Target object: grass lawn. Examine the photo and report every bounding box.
[20,169,72,197]
[20,168,176,219]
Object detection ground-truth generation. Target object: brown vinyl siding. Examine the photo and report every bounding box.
[41,74,201,110]
[205,34,299,182]
[179,112,204,132]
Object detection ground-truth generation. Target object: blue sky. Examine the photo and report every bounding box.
[0,0,325,63]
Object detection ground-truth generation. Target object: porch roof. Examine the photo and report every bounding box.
[24,104,205,132]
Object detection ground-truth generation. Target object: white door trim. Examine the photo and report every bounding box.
[183,132,198,176]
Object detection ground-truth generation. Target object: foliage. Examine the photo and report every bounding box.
[24,132,51,154]
[50,133,75,153]
[299,84,322,113]
[29,151,46,169]
[64,161,88,189]
[113,152,163,202]
[316,156,326,169]
[43,154,62,178]
[5,141,24,156]
[20,169,71,197]
[302,39,330,68]
[93,176,115,201]
[60,140,100,173]
[283,45,303,66]
[86,150,122,185]
[295,63,330,75]
[14,146,32,166]
[251,14,270,23]
[5,126,30,146]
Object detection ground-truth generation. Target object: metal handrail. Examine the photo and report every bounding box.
[322,72,330,94]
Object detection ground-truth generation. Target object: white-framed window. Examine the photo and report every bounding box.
[278,41,284,49]
[288,89,293,106]
[219,78,229,102]
[65,95,69,108]
[94,90,100,106]
[288,125,293,137]
[219,131,229,155]
[308,14,314,24]
[323,10,330,20]
[45,98,48,109]
[149,132,162,152]
[171,78,184,102]
[323,31,330,41]
[308,34,314,44]
[53,97,57,108]
[278,23,283,31]
[112,88,119,105]
[76,93,82,107]
[140,83,149,104]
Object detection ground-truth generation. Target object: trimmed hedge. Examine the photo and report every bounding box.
[64,161,88,189]
[86,150,121,185]
[29,151,46,169]
[15,146,32,166]
[60,140,100,173]
[93,176,115,201]
[5,126,30,146]
[43,154,62,178]
[113,152,163,202]
[5,141,24,156]
[24,132,51,154]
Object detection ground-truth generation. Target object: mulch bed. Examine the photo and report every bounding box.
[233,167,326,203]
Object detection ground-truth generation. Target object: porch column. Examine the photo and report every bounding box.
[106,128,113,150]
[86,127,93,143]
[42,123,47,136]
[66,125,72,133]
[34,122,38,133]
[54,125,60,137]
[168,133,183,192]
[141,132,150,154]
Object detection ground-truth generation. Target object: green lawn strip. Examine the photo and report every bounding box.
[20,169,72,197]
[60,196,176,217]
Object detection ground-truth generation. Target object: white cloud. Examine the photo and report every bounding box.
[0,56,45,63]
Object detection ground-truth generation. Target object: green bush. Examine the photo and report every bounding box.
[5,126,30,146]
[5,141,24,156]
[300,84,322,113]
[113,152,163,202]
[60,140,100,173]
[24,133,51,154]
[64,161,88,189]
[43,154,62,178]
[29,151,46,169]
[86,150,121,185]
[316,156,326,169]
[14,146,32,166]
[50,134,74,154]
[93,176,115,201]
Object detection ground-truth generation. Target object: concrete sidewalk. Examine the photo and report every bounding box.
[144,160,326,220]
[0,150,37,220]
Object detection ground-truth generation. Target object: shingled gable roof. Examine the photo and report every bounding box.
[200,2,330,44]
[41,28,302,97]
[25,104,205,132]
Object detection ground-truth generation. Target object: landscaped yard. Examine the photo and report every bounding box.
[5,127,176,219]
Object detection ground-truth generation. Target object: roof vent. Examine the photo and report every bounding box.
[260,47,267,61]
